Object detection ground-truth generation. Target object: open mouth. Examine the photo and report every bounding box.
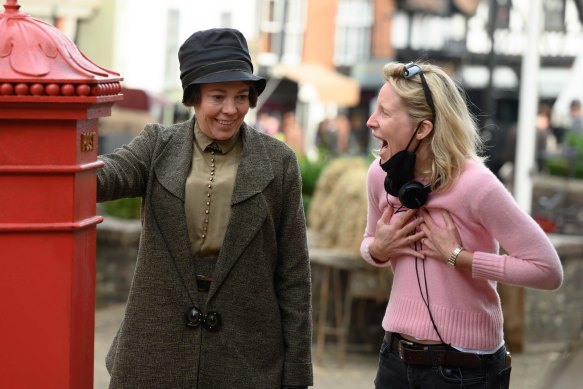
[379,139,389,155]
[217,119,235,126]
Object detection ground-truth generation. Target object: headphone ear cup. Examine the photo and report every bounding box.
[398,181,431,209]
[384,175,392,194]
[384,175,405,197]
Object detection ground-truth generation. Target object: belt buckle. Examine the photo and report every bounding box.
[196,275,212,292]
[397,339,412,361]
[398,341,405,360]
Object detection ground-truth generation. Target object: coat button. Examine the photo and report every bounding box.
[203,311,222,332]
[184,306,203,328]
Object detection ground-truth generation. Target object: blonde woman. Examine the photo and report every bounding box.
[361,62,563,388]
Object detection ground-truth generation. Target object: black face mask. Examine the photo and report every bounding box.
[379,123,422,197]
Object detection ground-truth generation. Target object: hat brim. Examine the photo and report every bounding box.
[183,70,266,101]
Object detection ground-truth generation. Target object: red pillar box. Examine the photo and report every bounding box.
[0,1,122,387]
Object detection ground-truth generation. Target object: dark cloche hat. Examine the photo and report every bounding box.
[178,28,267,103]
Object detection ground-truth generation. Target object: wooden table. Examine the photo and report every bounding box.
[310,247,374,366]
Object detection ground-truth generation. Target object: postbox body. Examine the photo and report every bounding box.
[0,1,122,387]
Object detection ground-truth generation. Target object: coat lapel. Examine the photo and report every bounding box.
[208,125,274,300]
[150,118,200,301]
[154,119,193,201]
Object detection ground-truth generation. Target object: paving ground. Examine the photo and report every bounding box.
[94,303,582,389]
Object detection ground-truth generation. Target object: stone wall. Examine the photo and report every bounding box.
[525,235,583,347]
[96,217,141,308]
[530,175,583,235]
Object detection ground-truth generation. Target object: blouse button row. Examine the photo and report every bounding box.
[202,153,216,241]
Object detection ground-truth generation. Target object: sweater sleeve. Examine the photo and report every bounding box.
[470,171,563,290]
[360,160,392,268]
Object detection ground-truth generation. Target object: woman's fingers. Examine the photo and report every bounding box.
[379,204,395,224]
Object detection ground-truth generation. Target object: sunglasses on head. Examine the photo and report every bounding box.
[403,63,436,123]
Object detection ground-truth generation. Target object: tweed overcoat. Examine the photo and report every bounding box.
[97,117,313,388]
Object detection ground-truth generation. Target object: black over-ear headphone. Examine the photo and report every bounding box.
[398,181,432,209]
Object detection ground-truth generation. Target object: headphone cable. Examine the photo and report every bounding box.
[414,237,449,345]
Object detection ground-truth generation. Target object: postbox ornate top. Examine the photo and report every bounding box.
[0,0,122,99]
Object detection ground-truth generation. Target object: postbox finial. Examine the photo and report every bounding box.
[3,0,21,13]
[0,0,122,99]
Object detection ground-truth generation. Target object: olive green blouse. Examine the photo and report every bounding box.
[185,121,242,256]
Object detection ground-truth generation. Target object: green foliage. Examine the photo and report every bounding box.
[564,132,583,155]
[298,155,329,216]
[545,132,583,179]
[298,155,329,196]
[102,197,142,219]
[545,159,583,178]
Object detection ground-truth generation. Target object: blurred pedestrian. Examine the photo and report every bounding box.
[534,103,557,171]
[316,114,351,156]
[282,111,304,155]
[255,111,281,137]
[97,28,312,389]
[361,61,563,389]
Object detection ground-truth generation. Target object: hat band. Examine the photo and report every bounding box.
[181,60,253,87]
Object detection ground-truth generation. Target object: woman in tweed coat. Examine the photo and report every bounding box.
[97,28,313,389]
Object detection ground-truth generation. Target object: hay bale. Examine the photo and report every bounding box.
[308,157,369,254]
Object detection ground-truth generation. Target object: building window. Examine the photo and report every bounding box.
[260,0,306,64]
[334,0,373,66]
[282,0,306,64]
[544,0,566,31]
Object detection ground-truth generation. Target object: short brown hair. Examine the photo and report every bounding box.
[183,83,259,108]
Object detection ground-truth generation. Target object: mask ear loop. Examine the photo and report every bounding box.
[404,121,424,153]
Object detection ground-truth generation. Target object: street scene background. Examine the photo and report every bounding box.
[5,0,583,388]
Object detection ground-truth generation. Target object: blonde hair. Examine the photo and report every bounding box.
[382,62,485,191]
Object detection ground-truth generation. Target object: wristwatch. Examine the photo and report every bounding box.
[448,245,463,267]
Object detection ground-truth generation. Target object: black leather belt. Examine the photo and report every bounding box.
[385,332,482,369]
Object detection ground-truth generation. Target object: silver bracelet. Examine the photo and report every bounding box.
[448,245,463,267]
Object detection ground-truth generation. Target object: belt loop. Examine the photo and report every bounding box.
[384,331,392,343]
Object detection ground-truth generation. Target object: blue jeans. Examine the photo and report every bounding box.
[374,337,512,389]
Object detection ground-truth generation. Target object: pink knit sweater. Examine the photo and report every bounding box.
[360,159,563,351]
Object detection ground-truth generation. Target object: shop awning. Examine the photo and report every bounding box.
[271,63,360,107]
